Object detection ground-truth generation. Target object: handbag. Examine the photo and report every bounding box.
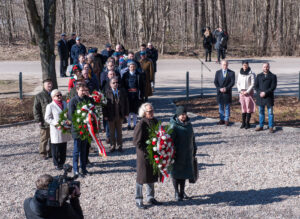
[189,157,199,183]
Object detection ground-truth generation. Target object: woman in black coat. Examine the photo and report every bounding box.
[203,27,214,62]
[133,103,160,209]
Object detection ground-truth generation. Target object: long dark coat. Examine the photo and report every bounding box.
[214,69,235,104]
[170,116,196,180]
[255,71,277,106]
[57,39,69,60]
[133,117,159,184]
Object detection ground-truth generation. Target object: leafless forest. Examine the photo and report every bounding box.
[1,0,300,56]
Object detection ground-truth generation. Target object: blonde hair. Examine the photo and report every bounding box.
[138,102,153,117]
[51,89,61,98]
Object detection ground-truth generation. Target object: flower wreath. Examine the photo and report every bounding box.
[56,108,71,133]
[146,121,175,182]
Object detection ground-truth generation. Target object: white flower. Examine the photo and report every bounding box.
[64,113,67,117]
[168,142,171,147]
[76,118,81,123]
[162,144,165,149]
[158,164,162,169]
[167,152,171,156]
[77,110,81,114]
[161,136,166,140]
[82,112,86,117]
[153,147,157,151]
[146,140,150,144]
[163,154,167,158]
[155,158,159,161]
[152,138,157,142]
[162,160,166,164]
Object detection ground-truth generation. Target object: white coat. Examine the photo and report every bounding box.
[44,101,71,144]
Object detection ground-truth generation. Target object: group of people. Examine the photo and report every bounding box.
[202,27,229,63]
[215,60,277,133]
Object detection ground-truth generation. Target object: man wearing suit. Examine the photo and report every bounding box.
[67,33,76,65]
[57,33,69,77]
[214,60,235,126]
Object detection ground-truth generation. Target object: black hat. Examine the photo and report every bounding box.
[176,106,187,116]
[42,78,52,83]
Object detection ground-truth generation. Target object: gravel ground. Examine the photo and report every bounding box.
[1,95,300,219]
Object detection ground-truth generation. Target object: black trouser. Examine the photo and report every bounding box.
[205,48,211,61]
[86,143,91,162]
[51,142,67,167]
[60,58,68,76]
[217,49,225,62]
[172,178,186,196]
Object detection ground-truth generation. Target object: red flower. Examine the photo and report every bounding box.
[79,131,83,135]
[154,155,158,158]
[155,160,159,164]
[84,124,87,129]
[160,155,163,159]
[152,141,156,145]
[78,125,82,129]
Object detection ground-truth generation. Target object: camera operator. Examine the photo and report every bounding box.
[24,174,83,219]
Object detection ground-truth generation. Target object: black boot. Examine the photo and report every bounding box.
[245,113,251,129]
[179,179,186,200]
[240,113,246,129]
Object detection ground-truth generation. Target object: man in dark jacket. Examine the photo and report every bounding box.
[68,84,91,177]
[67,33,76,65]
[134,44,147,62]
[103,77,129,152]
[146,43,158,90]
[101,43,115,63]
[213,28,228,63]
[57,33,69,77]
[71,37,87,65]
[24,174,83,219]
[255,63,277,133]
[214,60,235,126]
[33,79,53,159]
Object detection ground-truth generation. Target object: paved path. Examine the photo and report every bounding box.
[0,57,300,96]
[1,58,300,218]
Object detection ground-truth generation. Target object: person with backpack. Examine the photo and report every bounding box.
[213,27,228,64]
[203,27,214,62]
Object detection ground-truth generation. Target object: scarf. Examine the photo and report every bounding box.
[240,67,251,75]
[54,100,63,110]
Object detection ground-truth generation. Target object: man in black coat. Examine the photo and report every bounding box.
[24,174,83,219]
[214,60,235,126]
[101,43,115,63]
[67,33,76,65]
[71,37,87,65]
[146,42,158,90]
[255,63,277,133]
[57,33,69,77]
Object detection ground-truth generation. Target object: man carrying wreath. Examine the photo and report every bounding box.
[68,83,92,177]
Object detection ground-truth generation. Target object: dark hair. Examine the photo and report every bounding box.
[109,76,119,84]
[128,51,134,56]
[76,83,87,90]
[43,78,52,83]
[36,174,53,190]
[141,44,146,47]
[242,61,249,65]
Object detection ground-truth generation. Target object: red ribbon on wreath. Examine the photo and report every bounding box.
[81,105,107,157]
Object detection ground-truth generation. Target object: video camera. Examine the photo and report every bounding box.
[47,164,80,207]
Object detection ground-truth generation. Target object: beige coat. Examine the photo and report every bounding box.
[44,101,71,144]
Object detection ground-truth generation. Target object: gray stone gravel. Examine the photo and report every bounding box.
[1,95,300,219]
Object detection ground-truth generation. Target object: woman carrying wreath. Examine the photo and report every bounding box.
[44,89,71,170]
[170,106,197,201]
[133,103,161,209]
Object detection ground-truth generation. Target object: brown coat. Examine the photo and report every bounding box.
[140,58,154,98]
[103,87,129,121]
[133,117,158,184]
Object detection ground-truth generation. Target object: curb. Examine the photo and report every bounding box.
[0,120,36,129]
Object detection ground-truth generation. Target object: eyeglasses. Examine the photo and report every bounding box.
[55,94,62,97]
[146,110,153,113]
[112,82,118,84]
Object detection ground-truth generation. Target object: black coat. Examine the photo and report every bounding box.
[23,190,83,219]
[214,69,235,104]
[203,35,213,51]
[103,87,129,121]
[146,48,158,72]
[255,71,277,106]
[133,117,159,184]
[57,39,69,60]
[71,43,87,64]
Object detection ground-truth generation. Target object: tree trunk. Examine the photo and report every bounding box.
[200,0,206,30]
[71,0,76,33]
[23,0,58,88]
[194,0,199,48]
[278,0,284,53]
[60,0,66,33]
[210,0,215,29]
[261,0,270,56]
[137,0,145,46]
[218,0,227,31]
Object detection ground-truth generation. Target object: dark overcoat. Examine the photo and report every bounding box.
[133,117,159,184]
[33,89,52,128]
[57,39,69,60]
[170,116,196,180]
[71,43,87,64]
[214,69,235,104]
[255,71,277,106]
[103,87,129,121]
[146,47,158,72]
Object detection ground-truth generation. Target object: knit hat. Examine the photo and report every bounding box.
[176,106,187,116]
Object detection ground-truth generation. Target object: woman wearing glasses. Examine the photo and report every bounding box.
[44,89,71,170]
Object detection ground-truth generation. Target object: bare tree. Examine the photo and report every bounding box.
[23,0,58,88]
